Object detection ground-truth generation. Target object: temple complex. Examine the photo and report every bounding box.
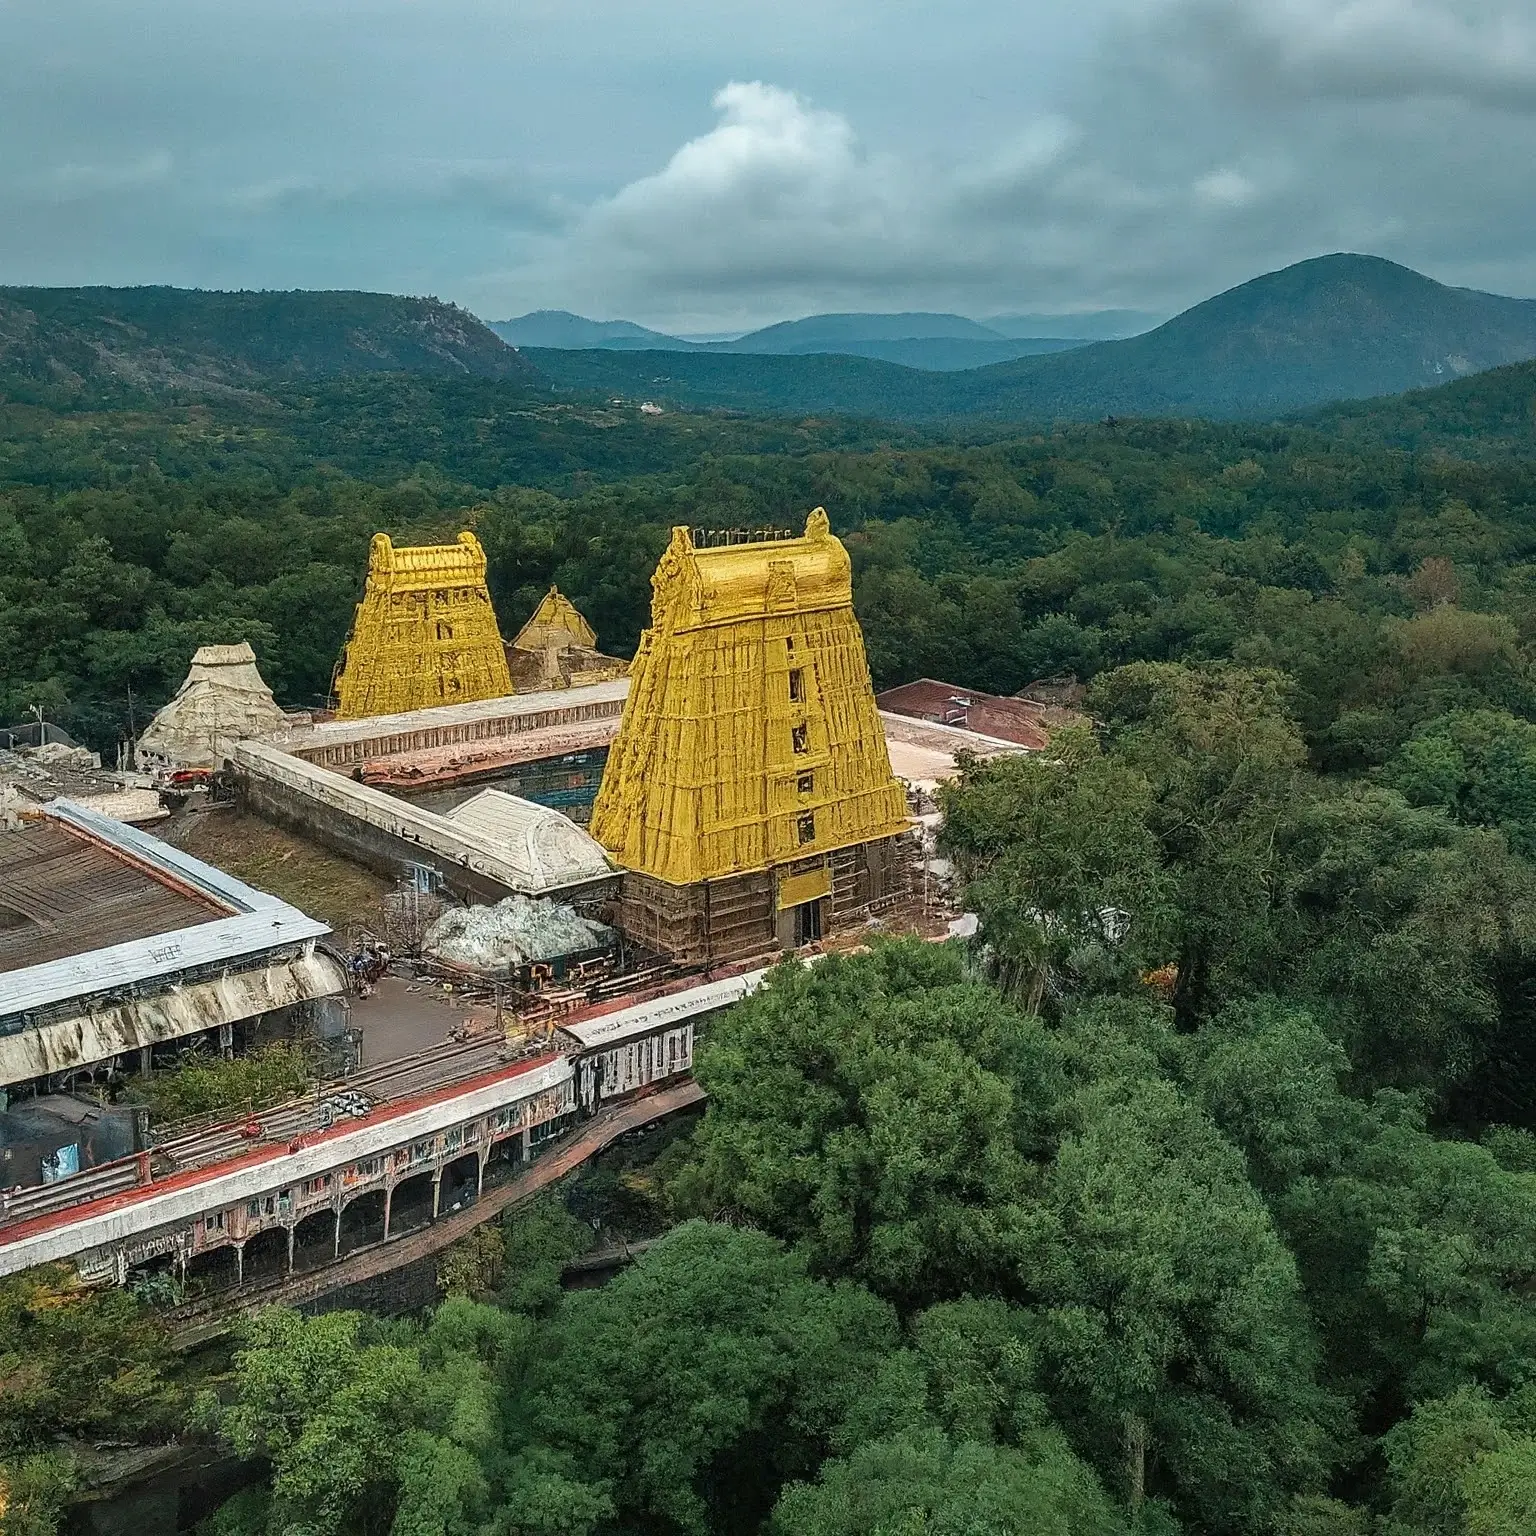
[332,532,513,719]
[590,510,917,964]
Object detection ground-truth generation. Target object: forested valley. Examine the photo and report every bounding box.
[7,365,1536,1534]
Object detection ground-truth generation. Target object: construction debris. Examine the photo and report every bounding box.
[423,894,615,975]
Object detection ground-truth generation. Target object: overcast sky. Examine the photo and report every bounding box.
[3,0,1536,330]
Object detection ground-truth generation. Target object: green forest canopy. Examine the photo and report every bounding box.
[6,364,1536,1534]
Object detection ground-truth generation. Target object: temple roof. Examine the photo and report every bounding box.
[512,586,598,652]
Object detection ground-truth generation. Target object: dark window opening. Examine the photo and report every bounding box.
[791,724,809,754]
[788,668,804,702]
[797,772,814,794]
[798,812,816,844]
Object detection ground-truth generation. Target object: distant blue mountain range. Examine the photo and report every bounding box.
[489,307,1163,372]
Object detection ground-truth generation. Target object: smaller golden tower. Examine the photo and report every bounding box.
[332,532,513,719]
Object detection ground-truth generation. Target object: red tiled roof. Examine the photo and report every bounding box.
[875,678,1051,750]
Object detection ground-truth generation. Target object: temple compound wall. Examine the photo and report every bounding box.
[591,510,919,966]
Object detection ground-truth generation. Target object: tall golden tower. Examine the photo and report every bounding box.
[332,532,513,719]
[592,509,913,961]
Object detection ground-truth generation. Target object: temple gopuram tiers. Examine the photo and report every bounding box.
[332,532,514,719]
[590,509,918,964]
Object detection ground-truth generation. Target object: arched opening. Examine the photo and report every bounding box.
[185,1243,238,1294]
[290,1208,336,1273]
[125,1251,181,1305]
[482,1134,522,1192]
[389,1171,435,1236]
[242,1225,288,1286]
[439,1152,480,1215]
[338,1190,387,1256]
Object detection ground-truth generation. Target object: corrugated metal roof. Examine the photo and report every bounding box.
[0,802,332,1021]
[559,968,769,1049]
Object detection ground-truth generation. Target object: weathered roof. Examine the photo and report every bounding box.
[442,789,614,891]
[235,741,615,899]
[292,679,629,755]
[0,950,345,1086]
[559,967,769,1049]
[0,821,221,972]
[0,801,331,1023]
[875,678,1051,751]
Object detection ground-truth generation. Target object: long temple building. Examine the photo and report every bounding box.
[332,532,513,719]
[590,510,917,963]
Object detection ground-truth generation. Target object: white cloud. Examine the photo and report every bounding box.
[6,0,1536,321]
[1194,168,1257,207]
[486,0,1536,326]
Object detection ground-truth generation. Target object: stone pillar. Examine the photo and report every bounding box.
[521,1127,531,1163]
[139,1045,153,1077]
[333,1208,341,1259]
[219,1023,234,1061]
[383,1183,393,1241]
[431,1172,442,1219]
[477,1150,487,1197]
[235,1243,244,1288]
[286,1224,295,1274]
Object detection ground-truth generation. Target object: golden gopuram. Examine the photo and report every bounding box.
[590,508,916,964]
[506,585,629,691]
[331,532,513,719]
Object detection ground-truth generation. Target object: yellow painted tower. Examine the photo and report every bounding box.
[592,510,911,924]
[332,532,513,719]
[512,586,598,653]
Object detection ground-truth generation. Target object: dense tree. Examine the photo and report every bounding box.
[674,943,1062,1306]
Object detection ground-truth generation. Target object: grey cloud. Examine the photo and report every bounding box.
[4,0,1536,323]
[1156,0,1536,110]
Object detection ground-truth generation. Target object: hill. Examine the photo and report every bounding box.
[0,286,541,404]
[530,256,1536,421]
[950,253,1536,420]
[489,310,685,349]
[987,309,1163,339]
[1305,356,1536,455]
[523,346,953,416]
[720,311,1002,349]
[500,308,1092,370]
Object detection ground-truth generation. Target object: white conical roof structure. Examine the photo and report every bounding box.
[137,643,290,770]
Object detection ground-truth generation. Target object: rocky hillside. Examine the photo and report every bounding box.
[0,286,542,404]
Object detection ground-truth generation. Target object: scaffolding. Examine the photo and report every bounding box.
[590,508,911,888]
[332,532,514,720]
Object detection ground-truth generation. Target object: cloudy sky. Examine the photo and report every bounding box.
[3,0,1535,330]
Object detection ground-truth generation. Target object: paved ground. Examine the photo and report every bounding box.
[350,974,500,1066]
